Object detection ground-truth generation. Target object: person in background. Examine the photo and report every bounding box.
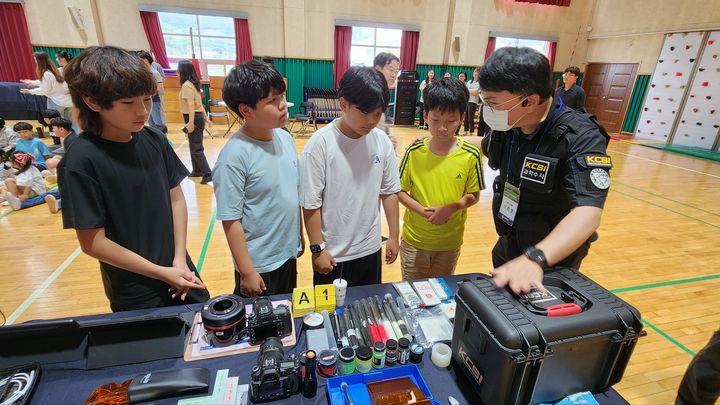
[465,67,481,135]
[418,70,435,130]
[177,59,213,184]
[20,52,74,122]
[56,51,73,71]
[139,52,168,134]
[555,66,586,110]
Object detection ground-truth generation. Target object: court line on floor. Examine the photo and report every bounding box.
[612,188,719,229]
[614,180,719,217]
[196,207,217,274]
[641,319,696,357]
[5,246,82,325]
[608,146,720,179]
[611,273,720,294]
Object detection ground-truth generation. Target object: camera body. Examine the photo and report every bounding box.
[249,337,301,403]
[246,297,292,345]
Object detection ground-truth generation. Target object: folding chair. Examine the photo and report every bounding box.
[288,101,317,136]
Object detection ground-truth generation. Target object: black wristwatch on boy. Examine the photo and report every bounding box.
[310,241,326,254]
[523,246,549,270]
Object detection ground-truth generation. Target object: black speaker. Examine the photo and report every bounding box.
[393,70,419,126]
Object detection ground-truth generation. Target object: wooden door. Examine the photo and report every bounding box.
[583,63,639,134]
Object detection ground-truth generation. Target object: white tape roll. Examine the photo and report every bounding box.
[431,343,452,368]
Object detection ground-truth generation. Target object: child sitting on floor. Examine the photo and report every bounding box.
[0,151,59,211]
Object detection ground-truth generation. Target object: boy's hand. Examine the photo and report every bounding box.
[20,79,33,85]
[165,266,206,300]
[19,88,30,94]
[239,270,266,297]
[312,250,336,274]
[385,237,399,264]
[424,204,457,225]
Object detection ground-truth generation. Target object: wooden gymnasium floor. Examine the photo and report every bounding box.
[1,120,719,404]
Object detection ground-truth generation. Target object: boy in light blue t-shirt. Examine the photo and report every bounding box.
[12,122,58,171]
[212,60,304,298]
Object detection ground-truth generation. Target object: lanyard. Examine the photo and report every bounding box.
[505,97,564,183]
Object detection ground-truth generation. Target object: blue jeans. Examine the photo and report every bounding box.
[20,188,61,209]
[149,95,167,133]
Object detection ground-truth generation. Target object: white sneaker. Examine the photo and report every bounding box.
[6,192,21,211]
[45,194,59,213]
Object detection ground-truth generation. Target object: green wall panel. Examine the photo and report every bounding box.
[621,74,650,133]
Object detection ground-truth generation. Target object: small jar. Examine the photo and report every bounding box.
[355,345,373,373]
[372,341,386,369]
[398,337,411,365]
[317,349,338,377]
[338,346,356,375]
[385,339,398,367]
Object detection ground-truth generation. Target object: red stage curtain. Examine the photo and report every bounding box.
[139,11,170,68]
[333,25,352,88]
[0,2,36,81]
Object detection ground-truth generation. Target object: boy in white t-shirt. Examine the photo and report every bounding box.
[300,66,401,287]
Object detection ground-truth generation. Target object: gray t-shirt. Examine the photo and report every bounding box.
[213,128,301,273]
[467,80,480,104]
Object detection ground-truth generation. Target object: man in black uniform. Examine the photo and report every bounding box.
[479,47,612,294]
[555,66,586,110]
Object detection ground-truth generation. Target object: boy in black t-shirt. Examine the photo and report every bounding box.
[58,46,210,311]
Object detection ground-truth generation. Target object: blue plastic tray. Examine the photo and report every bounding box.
[326,364,435,405]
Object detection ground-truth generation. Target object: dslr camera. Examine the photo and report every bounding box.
[249,337,301,403]
[246,297,292,345]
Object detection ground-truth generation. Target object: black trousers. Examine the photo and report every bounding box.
[491,233,590,270]
[676,329,720,405]
[313,249,382,287]
[234,258,298,298]
[465,102,478,133]
[183,112,212,177]
[418,102,426,127]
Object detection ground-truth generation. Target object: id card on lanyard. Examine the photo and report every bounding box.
[498,98,563,227]
[499,181,520,226]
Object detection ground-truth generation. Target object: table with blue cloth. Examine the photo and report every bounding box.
[18,274,630,404]
[0,82,47,120]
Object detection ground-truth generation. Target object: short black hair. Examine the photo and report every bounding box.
[50,117,72,131]
[138,51,154,64]
[373,52,399,68]
[261,56,274,65]
[13,122,33,132]
[564,66,581,76]
[56,51,73,61]
[479,47,553,100]
[42,109,61,119]
[0,118,4,128]
[338,66,389,113]
[423,77,469,114]
[223,59,287,118]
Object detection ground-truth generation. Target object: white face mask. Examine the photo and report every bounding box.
[482,96,529,132]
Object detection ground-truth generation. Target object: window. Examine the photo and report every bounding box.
[495,36,551,58]
[350,26,401,67]
[158,12,236,77]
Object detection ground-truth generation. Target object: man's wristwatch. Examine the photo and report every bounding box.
[309,241,326,254]
[523,246,549,270]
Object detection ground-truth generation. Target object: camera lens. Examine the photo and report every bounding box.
[201,294,246,347]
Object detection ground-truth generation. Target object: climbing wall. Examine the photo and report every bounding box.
[672,31,720,148]
[635,32,704,143]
